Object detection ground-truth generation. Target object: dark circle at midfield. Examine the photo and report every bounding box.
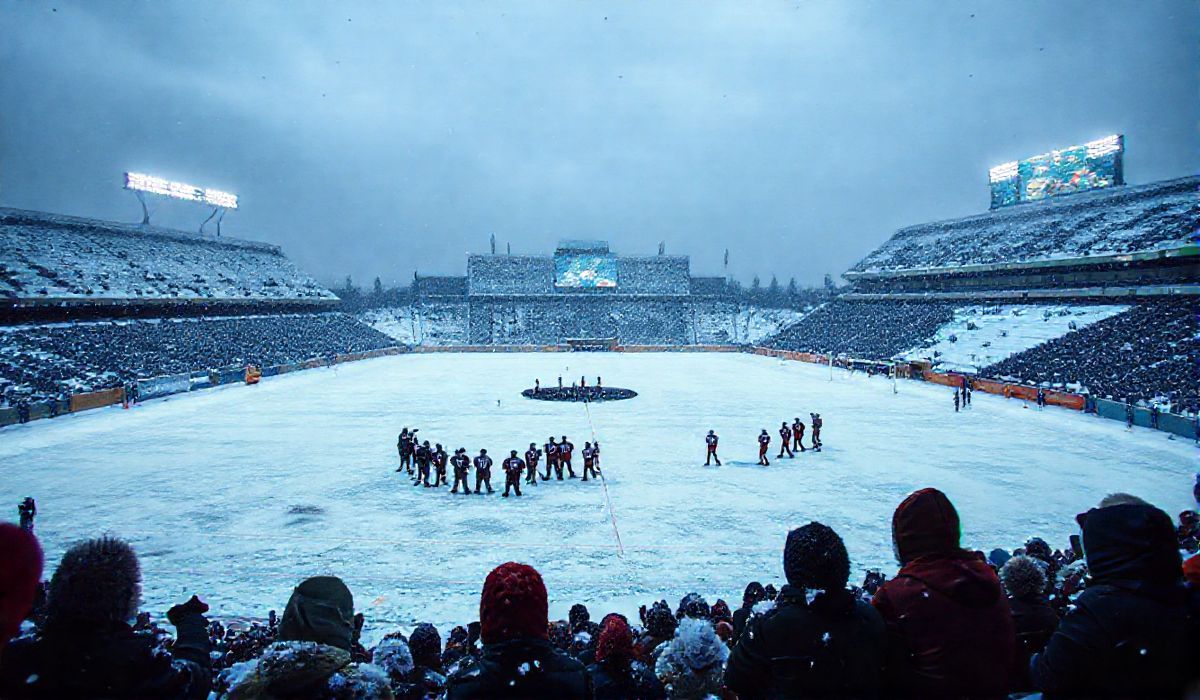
[522,386,637,402]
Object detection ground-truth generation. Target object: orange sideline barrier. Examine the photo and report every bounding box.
[245,366,262,384]
[70,387,125,413]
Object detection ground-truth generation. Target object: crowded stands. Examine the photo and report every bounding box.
[2,486,1197,698]
[0,208,334,302]
[983,300,1199,409]
[0,313,396,405]
[764,300,956,359]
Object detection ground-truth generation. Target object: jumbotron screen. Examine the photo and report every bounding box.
[555,254,618,288]
[989,135,1124,209]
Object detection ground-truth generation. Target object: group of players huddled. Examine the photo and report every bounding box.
[704,412,824,467]
[395,428,601,498]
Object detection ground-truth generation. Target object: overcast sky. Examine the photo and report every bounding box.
[1,1,1195,287]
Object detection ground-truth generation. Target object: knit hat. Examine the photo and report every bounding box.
[783,522,850,590]
[679,593,710,619]
[595,615,633,664]
[1184,554,1200,585]
[999,555,1047,599]
[479,562,548,644]
[373,632,414,677]
[0,524,43,642]
[710,599,732,624]
[279,576,355,651]
[987,548,1012,569]
[742,581,765,606]
[568,603,590,632]
[892,488,962,563]
[644,601,677,639]
[46,536,140,632]
[408,622,442,668]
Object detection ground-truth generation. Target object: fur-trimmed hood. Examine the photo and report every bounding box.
[654,618,727,699]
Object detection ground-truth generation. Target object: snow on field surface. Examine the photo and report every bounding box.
[1,353,1193,644]
[901,304,1130,373]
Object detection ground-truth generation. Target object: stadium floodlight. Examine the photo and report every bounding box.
[124,172,239,235]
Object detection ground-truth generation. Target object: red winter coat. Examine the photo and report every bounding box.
[871,488,1015,699]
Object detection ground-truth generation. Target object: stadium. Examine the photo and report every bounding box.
[0,5,1197,695]
[3,137,1198,659]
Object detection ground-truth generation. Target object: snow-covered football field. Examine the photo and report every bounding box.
[1,353,1195,642]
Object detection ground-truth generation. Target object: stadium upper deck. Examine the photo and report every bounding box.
[847,176,1198,278]
[0,208,336,309]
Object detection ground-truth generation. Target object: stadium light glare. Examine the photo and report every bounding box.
[124,172,239,210]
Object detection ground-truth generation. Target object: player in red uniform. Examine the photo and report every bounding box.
[544,437,559,480]
[792,417,806,453]
[757,430,771,466]
[581,442,599,481]
[559,435,576,478]
[778,422,794,458]
[705,430,721,466]
[525,443,541,485]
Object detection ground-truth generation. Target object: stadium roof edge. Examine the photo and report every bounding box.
[0,206,283,255]
[838,284,1200,301]
[844,244,1199,280]
[891,175,1198,234]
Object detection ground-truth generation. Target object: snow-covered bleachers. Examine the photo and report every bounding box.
[0,208,335,302]
[852,177,1199,273]
[0,313,395,404]
[981,301,1199,407]
[898,304,1131,374]
[765,300,956,359]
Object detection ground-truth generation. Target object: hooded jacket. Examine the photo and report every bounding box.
[725,585,885,699]
[220,640,393,699]
[653,618,727,700]
[871,488,1014,699]
[1031,503,1195,699]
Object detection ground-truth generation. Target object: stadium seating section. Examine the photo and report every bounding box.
[852,177,1198,273]
[0,313,394,404]
[0,208,334,301]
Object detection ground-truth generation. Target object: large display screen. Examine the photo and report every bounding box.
[989,135,1123,209]
[555,254,618,288]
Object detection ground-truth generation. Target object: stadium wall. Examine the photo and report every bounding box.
[4,342,1194,439]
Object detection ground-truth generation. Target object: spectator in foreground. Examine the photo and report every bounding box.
[725,522,886,699]
[1031,494,1195,698]
[653,617,727,699]
[586,615,664,699]
[219,575,391,699]
[445,562,590,699]
[871,488,1015,698]
[0,536,211,699]
[0,523,43,646]
[999,555,1059,691]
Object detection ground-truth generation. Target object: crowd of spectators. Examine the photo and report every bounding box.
[0,208,334,302]
[765,300,957,359]
[0,313,396,406]
[851,176,1198,273]
[3,485,1197,698]
[982,300,1199,410]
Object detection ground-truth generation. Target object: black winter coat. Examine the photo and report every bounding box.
[445,638,592,699]
[0,622,210,699]
[725,585,886,699]
[1031,503,1197,699]
[586,658,665,699]
[731,603,753,641]
[1007,594,1058,691]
